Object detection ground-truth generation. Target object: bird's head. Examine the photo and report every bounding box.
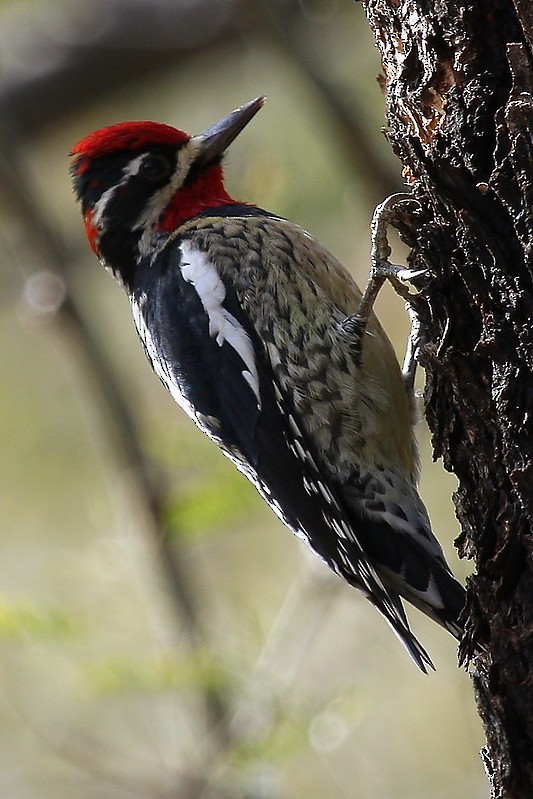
[71,96,265,288]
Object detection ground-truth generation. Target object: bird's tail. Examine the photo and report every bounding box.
[376,595,436,673]
[394,562,466,641]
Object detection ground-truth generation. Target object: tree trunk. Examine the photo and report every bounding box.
[360,1,533,796]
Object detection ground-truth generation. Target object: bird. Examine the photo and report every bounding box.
[71,96,465,671]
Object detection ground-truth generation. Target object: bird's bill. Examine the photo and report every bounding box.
[191,96,266,169]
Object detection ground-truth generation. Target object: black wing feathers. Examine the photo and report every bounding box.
[137,246,262,457]
[133,238,434,671]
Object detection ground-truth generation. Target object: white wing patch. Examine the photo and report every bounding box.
[179,241,261,408]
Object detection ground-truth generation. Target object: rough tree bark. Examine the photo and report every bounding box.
[360,1,533,796]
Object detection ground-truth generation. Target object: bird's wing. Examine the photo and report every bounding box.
[133,240,434,671]
[339,472,465,637]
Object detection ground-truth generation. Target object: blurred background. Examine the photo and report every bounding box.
[0,0,486,797]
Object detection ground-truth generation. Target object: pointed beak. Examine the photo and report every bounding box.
[191,96,266,170]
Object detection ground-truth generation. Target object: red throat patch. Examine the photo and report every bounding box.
[156,164,241,231]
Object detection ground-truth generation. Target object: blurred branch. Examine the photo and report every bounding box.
[0,0,243,134]
[0,119,233,759]
[243,0,399,203]
[2,684,236,799]
[0,0,396,205]
[229,561,340,755]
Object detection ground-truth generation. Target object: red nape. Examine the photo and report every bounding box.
[157,164,245,230]
[71,121,190,159]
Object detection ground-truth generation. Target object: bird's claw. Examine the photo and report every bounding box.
[344,192,427,383]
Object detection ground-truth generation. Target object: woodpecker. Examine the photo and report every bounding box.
[71,96,465,671]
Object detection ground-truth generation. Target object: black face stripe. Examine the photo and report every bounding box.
[73,146,180,217]
[72,156,125,207]
[139,153,174,182]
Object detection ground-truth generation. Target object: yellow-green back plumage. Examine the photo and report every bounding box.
[178,214,417,484]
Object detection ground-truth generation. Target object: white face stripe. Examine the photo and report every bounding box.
[133,144,200,258]
[132,148,190,231]
[91,145,198,258]
[179,241,261,408]
[91,154,146,229]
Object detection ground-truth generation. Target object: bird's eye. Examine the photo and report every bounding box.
[140,154,172,182]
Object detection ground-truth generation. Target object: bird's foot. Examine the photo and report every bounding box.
[342,193,427,377]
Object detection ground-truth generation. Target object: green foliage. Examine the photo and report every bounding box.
[229,712,310,768]
[166,463,257,539]
[86,650,230,696]
[0,597,78,640]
